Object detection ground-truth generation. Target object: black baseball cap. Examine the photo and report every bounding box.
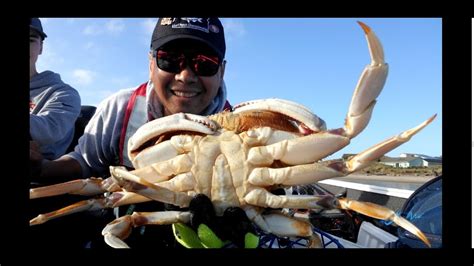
[151,17,226,60]
[30,18,47,40]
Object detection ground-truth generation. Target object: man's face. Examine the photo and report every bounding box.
[149,39,225,116]
[30,29,42,68]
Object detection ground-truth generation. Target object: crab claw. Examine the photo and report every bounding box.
[343,21,389,139]
[102,215,133,248]
[102,211,191,248]
[336,198,431,248]
[244,206,322,248]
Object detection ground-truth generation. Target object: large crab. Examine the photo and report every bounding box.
[30,22,435,248]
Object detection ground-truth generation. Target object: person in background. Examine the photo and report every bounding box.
[29,17,86,249]
[30,17,81,161]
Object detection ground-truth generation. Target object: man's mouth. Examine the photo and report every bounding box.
[171,90,200,98]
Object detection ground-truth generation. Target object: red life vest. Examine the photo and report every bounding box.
[119,82,232,167]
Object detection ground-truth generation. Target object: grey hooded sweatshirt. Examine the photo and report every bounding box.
[30,70,81,160]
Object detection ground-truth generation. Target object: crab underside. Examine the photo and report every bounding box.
[30,22,435,248]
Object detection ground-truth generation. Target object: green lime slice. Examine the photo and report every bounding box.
[172,223,204,248]
[244,232,259,248]
[197,224,224,248]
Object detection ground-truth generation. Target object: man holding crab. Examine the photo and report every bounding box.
[30,17,255,248]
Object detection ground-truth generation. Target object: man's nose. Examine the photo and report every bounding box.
[176,63,198,83]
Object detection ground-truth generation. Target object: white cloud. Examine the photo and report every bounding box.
[221,19,246,41]
[82,19,126,37]
[77,88,115,106]
[36,43,65,72]
[99,89,116,99]
[141,18,158,46]
[83,41,95,50]
[82,41,102,57]
[143,18,157,36]
[72,69,97,85]
[89,89,116,106]
[66,18,77,24]
[110,76,132,88]
[105,19,125,35]
[83,24,101,35]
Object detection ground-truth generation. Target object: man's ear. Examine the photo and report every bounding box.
[148,51,154,79]
[220,60,226,80]
[39,41,43,55]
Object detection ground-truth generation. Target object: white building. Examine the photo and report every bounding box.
[380,155,442,168]
[379,156,424,168]
[399,153,441,160]
[421,157,442,167]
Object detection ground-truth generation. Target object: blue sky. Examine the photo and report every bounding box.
[37,18,442,159]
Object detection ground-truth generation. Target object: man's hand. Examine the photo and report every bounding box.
[173,194,259,248]
[30,141,43,179]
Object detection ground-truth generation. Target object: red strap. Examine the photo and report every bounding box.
[119,82,148,165]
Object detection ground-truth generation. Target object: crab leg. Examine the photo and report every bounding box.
[244,188,336,210]
[336,198,431,247]
[248,163,341,186]
[29,177,121,199]
[30,191,151,225]
[248,114,435,169]
[110,166,193,208]
[30,150,196,225]
[247,130,350,165]
[244,190,430,247]
[343,114,437,172]
[130,153,194,182]
[102,211,191,248]
[30,198,107,225]
[29,154,193,200]
[130,134,202,169]
[157,172,196,192]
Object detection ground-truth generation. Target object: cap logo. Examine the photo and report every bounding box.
[169,18,211,33]
[160,18,173,25]
[209,24,220,33]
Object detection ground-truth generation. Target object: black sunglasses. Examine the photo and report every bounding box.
[153,49,221,77]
